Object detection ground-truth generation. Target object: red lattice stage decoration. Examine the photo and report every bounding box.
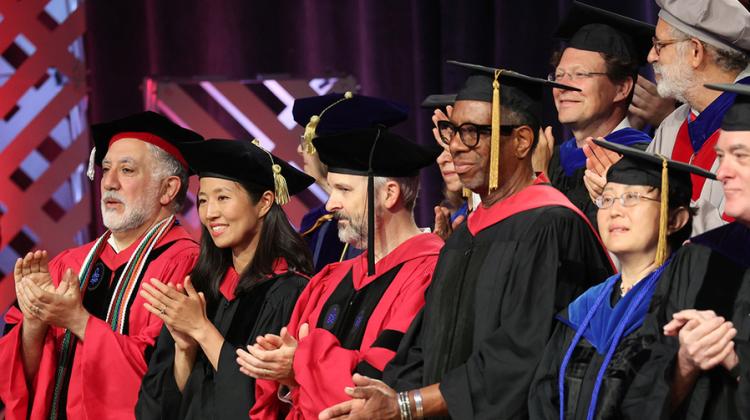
[0,0,89,321]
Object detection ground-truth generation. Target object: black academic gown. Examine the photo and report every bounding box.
[624,222,750,420]
[528,279,662,420]
[384,181,614,419]
[135,268,307,420]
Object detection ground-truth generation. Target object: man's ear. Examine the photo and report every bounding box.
[160,176,181,206]
[382,179,401,210]
[614,76,635,103]
[688,38,705,69]
[513,126,535,159]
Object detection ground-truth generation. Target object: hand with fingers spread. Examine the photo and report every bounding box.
[532,126,555,175]
[18,268,90,339]
[431,106,453,146]
[14,251,56,324]
[628,76,677,130]
[140,276,208,342]
[236,323,309,387]
[318,374,399,420]
[433,206,465,241]
[584,137,621,177]
[583,137,621,201]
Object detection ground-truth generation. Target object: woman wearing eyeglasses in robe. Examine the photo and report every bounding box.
[528,141,715,420]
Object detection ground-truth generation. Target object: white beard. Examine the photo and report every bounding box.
[653,55,695,104]
[101,184,160,233]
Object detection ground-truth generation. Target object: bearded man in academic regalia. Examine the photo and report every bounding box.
[0,112,202,420]
[584,0,750,235]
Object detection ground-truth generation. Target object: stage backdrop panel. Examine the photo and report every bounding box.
[0,0,90,324]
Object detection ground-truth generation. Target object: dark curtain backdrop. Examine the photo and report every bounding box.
[84,0,659,227]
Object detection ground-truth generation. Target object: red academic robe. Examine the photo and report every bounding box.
[250,232,443,420]
[0,225,198,420]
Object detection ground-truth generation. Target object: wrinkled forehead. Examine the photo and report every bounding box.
[450,100,492,125]
[557,47,608,70]
[654,17,675,38]
[102,137,152,164]
[327,172,368,189]
[718,130,750,150]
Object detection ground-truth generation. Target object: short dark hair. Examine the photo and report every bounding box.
[500,102,540,152]
[640,186,695,252]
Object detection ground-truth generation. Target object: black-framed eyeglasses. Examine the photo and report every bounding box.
[547,70,608,82]
[594,191,661,209]
[436,120,517,148]
[651,36,689,55]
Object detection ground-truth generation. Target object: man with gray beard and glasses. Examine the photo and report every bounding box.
[583,0,750,235]
[0,111,202,420]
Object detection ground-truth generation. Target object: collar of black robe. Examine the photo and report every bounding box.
[554,1,655,65]
[313,128,440,275]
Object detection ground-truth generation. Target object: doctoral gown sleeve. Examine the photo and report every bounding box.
[75,246,197,418]
[251,266,334,420]
[439,210,610,420]
[134,326,183,420]
[290,258,434,420]
[527,319,571,420]
[0,249,80,420]
[618,246,701,420]
[213,273,307,419]
[0,305,59,420]
[382,307,427,392]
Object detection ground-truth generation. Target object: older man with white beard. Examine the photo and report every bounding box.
[0,111,202,420]
[584,0,750,235]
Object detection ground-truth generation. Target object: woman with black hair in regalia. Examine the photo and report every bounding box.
[135,139,314,419]
[528,140,714,420]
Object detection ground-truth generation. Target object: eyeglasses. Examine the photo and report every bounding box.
[594,191,661,209]
[547,70,608,82]
[651,36,689,55]
[436,120,517,148]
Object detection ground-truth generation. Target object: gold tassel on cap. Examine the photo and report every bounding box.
[252,139,290,206]
[302,91,354,155]
[489,70,502,192]
[272,163,290,206]
[655,155,669,266]
[302,115,320,154]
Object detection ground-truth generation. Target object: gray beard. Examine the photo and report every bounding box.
[100,187,160,233]
[654,62,694,104]
[337,218,368,249]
